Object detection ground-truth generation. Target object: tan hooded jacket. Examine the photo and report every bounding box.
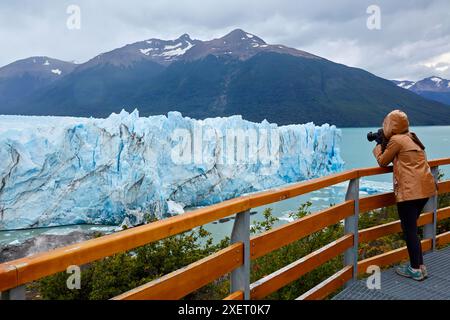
[372,110,437,202]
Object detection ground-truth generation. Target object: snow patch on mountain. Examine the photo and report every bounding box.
[137,37,196,61]
[397,81,416,89]
[431,77,443,85]
[140,48,156,55]
[161,41,195,58]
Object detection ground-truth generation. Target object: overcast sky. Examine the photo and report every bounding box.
[1,0,450,80]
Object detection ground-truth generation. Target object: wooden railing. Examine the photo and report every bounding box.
[0,158,449,300]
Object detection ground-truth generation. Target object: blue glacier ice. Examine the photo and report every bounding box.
[0,110,344,230]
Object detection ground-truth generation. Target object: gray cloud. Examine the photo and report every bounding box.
[1,0,449,80]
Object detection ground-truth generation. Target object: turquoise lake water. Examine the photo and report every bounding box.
[203,125,450,242]
[340,126,450,181]
[1,126,449,245]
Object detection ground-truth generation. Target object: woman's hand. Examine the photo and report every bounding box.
[373,137,400,167]
[375,129,384,145]
[374,128,389,153]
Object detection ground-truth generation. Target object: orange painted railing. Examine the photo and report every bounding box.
[0,158,449,300]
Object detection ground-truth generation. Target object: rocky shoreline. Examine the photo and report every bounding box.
[0,230,102,263]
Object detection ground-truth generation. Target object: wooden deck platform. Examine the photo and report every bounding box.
[333,246,450,300]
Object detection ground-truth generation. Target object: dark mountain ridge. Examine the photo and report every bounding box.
[1,29,450,127]
[393,76,450,106]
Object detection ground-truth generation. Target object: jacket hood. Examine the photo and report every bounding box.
[383,110,409,139]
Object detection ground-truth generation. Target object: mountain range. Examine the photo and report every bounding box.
[1,28,450,127]
[392,76,450,106]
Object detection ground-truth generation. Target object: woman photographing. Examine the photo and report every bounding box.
[372,109,437,281]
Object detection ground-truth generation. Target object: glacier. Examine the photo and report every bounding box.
[0,110,344,230]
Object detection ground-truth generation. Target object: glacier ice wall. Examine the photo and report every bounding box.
[0,110,344,230]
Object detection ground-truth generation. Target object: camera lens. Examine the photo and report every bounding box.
[367,132,376,142]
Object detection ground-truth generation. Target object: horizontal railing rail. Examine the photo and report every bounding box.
[239,182,450,301]
[1,157,449,300]
[113,243,244,300]
[249,200,354,259]
[250,234,354,299]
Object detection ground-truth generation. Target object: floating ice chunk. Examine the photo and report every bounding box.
[167,201,185,215]
[116,217,133,231]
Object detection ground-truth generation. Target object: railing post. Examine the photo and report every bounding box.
[230,210,250,300]
[344,178,359,283]
[0,285,26,300]
[424,166,439,251]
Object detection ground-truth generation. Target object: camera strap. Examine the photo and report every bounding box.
[408,132,425,150]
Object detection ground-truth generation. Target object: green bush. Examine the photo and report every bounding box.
[37,202,345,300]
[38,226,229,300]
[250,202,344,300]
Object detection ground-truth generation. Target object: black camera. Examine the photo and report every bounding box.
[367,128,384,143]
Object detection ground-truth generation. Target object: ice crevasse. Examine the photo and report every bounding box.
[0,110,344,229]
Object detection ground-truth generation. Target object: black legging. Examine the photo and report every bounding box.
[397,198,429,269]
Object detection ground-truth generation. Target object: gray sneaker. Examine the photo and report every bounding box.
[395,264,425,281]
[420,265,428,278]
